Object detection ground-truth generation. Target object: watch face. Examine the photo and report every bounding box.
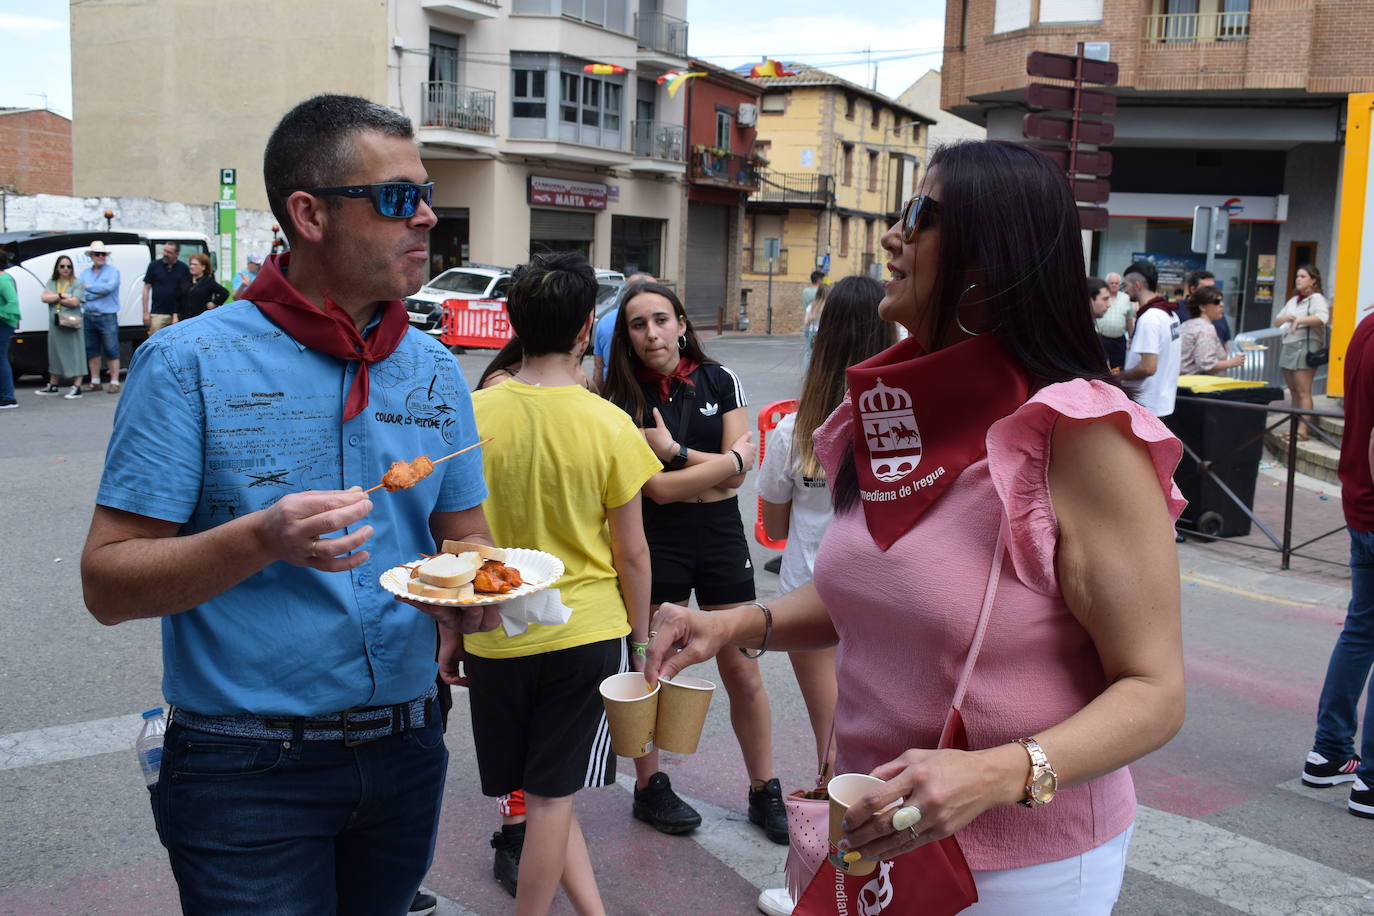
[1031,771,1057,803]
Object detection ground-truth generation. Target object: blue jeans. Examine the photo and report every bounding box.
[150,718,448,916]
[0,321,13,401]
[1313,526,1374,780]
[84,310,119,360]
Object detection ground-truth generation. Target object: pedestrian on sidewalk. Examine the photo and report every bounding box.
[1303,308,1374,817]
[1275,265,1330,441]
[79,240,122,392]
[35,255,88,398]
[0,249,18,409]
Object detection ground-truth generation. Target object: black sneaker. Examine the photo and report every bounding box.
[34,384,61,395]
[748,778,790,845]
[1349,778,1374,819]
[490,822,525,897]
[408,890,437,915]
[633,772,702,835]
[1303,751,1361,787]
[0,399,17,410]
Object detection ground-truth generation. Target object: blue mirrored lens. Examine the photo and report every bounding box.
[376,184,418,218]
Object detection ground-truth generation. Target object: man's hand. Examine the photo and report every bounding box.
[254,489,375,571]
[396,597,504,635]
[437,624,470,686]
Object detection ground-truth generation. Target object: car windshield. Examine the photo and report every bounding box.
[596,283,622,305]
[427,270,492,294]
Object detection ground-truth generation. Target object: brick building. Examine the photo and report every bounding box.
[942,0,1374,332]
[0,109,72,196]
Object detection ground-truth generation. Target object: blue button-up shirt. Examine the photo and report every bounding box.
[96,301,487,716]
[80,264,121,314]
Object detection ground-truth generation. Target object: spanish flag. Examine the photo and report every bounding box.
[749,59,797,78]
[583,63,627,75]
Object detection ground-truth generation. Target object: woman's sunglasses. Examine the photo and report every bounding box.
[57,263,72,269]
[288,181,435,219]
[899,194,942,243]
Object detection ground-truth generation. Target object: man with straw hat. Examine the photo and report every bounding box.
[79,239,123,391]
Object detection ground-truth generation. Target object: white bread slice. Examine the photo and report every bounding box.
[440,540,508,563]
[407,578,475,601]
[417,552,480,588]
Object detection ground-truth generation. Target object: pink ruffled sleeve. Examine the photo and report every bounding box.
[813,396,855,481]
[985,379,1186,597]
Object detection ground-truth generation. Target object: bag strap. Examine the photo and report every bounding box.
[938,520,1007,744]
[673,381,695,451]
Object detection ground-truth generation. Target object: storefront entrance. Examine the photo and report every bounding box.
[530,208,595,262]
[430,208,470,277]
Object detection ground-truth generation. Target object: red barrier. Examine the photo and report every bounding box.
[441,298,514,349]
[755,399,799,550]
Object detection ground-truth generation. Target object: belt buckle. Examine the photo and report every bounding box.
[341,711,384,747]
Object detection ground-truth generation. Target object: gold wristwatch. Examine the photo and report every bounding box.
[1016,737,1058,807]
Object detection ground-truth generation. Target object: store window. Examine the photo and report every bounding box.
[611,216,664,276]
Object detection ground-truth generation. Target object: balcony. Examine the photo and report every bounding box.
[1144,10,1250,42]
[422,82,496,133]
[751,171,833,207]
[747,247,789,274]
[635,11,689,68]
[689,147,762,190]
[630,120,687,173]
[421,0,499,20]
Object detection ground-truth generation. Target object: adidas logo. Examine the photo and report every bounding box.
[699,402,718,416]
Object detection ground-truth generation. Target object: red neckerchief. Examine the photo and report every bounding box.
[637,357,701,401]
[846,333,1030,550]
[1138,295,1173,319]
[247,253,410,422]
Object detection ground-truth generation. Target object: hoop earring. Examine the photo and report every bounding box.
[955,284,1002,336]
[678,335,687,351]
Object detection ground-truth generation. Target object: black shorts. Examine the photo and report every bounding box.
[644,495,757,607]
[465,637,626,799]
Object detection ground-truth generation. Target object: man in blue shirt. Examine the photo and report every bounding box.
[591,272,653,386]
[82,94,499,916]
[79,240,122,391]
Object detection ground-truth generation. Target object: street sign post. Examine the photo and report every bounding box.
[218,168,237,282]
[763,237,780,335]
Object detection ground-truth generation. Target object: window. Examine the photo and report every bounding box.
[864,219,875,255]
[604,81,622,130]
[561,73,579,123]
[1039,0,1104,21]
[839,216,850,256]
[560,70,622,130]
[993,0,1032,32]
[871,104,881,130]
[429,31,460,84]
[715,110,734,150]
[867,150,879,191]
[842,143,854,186]
[513,69,547,119]
[761,93,786,113]
[844,95,855,120]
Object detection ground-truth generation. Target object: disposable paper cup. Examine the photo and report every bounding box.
[826,773,901,877]
[654,675,715,754]
[599,672,659,758]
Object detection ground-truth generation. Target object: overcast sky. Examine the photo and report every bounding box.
[0,0,946,118]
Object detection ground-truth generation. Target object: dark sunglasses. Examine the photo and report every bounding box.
[288,181,434,219]
[899,194,942,243]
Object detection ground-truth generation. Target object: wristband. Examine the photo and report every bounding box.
[629,639,648,659]
[730,449,745,474]
[738,602,773,659]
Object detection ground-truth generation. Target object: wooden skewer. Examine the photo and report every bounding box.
[363,437,493,494]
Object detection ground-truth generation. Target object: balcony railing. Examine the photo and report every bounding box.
[753,171,834,206]
[748,248,789,274]
[632,120,686,162]
[635,11,689,56]
[1143,10,1250,42]
[689,148,762,188]
[421,82,497,134]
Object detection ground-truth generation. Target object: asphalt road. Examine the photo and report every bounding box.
[1,333,1372,915]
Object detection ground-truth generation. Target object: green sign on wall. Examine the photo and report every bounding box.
[218,167,237,279]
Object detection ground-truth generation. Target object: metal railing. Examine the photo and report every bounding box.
[631,120,685,162]
[747,248,789,274]
[635,11,689,56]
[690,149,762,187]
[753,171,833,206]
[421,82,497,134]
[1143,10,1250,42]
[1225,326,1328,392]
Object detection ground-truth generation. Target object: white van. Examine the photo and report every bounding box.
[2,229,212,378]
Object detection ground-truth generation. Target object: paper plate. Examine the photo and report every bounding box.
[381,548,564,607]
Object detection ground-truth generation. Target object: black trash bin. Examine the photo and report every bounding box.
[1164,381,1284,538]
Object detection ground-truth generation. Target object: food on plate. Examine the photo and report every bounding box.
[440,539,508,563]
[407,578,476,601]
[381,455,435,491]
[473,559,523,594]
[416,551,480,588]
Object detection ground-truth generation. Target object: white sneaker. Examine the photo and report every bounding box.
[757,887,795,916]
[63,386,82,400]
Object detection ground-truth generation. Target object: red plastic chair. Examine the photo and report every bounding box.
[755,399,799,550]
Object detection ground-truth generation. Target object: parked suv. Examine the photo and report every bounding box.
[404,265,513,337]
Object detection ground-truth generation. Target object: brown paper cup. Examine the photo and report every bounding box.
[826,773,900,877]
[599,672,659,758]
[654,675,715,754]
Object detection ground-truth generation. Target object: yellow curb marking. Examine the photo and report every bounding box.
[1180,572,1320,608]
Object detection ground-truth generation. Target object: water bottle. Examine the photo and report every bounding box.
[136,707,167,787]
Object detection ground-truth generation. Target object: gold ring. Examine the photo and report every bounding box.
[308,539,318,559]
[648,630,658,639]
[892,805,922,832]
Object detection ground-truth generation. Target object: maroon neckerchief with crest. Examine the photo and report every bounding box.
[246,252,410,422]
[845,333,1030,550]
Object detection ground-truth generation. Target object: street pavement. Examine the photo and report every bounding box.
[2,332,1373,915]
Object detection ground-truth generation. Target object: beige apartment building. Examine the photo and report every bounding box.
[71,0,691,281]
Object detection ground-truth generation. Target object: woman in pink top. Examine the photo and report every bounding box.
[645,141,1185,914]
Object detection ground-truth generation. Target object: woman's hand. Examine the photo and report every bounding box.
[40,290,58,304]
[728,430,757,469]
[643,408,677,461]
[643,601,734,684]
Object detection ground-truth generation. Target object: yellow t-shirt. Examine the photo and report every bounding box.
[464,381,661,659]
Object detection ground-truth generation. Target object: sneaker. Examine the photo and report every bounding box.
[0,399,17,409]
[1303,751,1361,787]
[63,386,82,399]
[758,887,795,916]
[632,772,703,835]
[408,890,437,915]
[748,778,790,845]
[1350,778,1374,818]
[34,384,61,395]
[490,822,525,898]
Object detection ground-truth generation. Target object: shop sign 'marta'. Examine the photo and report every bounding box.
[528,176,608,210]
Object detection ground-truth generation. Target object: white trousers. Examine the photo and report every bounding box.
[964,824,1134,915]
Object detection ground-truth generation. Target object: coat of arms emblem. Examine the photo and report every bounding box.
[858,379,921,483]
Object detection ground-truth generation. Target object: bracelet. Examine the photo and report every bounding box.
[630,641,647,658]
[729,449,745,474]
[738,602,773,659]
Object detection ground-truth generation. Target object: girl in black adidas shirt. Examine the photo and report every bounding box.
[603,282,788,846]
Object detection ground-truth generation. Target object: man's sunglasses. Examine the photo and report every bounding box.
[899,194,942,243]
[288,181,434,219]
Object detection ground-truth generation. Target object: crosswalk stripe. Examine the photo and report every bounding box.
[0,713,143,771]
[1280,775,1356,811]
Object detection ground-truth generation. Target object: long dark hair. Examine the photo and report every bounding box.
[51,255,75,283]
[792,275,896,478]
[601,282,717,425]
[832,140,1117,512]
[477,337,523,390]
